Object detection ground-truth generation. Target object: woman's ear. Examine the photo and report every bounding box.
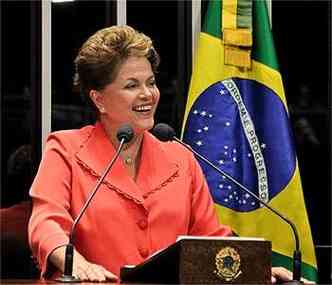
[89,90,106,114]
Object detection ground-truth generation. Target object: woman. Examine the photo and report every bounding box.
[29,25,302,284]
[28,25,233,282]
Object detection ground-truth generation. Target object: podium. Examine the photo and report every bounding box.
[120,236,271,284]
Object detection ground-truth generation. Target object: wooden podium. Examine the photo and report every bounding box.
[120,236,272,284]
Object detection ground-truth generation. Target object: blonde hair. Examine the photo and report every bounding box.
[74,25,160,108]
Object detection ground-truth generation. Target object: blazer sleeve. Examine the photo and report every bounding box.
[28,134,73,277]
[187,153,233,237]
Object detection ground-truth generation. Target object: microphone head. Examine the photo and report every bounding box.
[152,123,176,142]
[117,125,134,143]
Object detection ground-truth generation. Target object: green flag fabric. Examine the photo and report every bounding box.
[182,0,317,281]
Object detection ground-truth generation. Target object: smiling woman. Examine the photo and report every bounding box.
[27,25,233,282]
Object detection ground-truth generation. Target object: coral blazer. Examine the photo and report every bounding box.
[28,122,232,278]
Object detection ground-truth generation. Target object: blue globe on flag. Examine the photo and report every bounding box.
[183,78,296,212]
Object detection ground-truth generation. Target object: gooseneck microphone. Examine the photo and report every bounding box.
[56,124,134,283]
[152,123,302,285]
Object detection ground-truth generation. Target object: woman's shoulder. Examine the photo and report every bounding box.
[45,124,95,152]
[48,124,94,139]
[146,131,194,161]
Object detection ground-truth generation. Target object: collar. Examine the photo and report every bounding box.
[75,122,179,203]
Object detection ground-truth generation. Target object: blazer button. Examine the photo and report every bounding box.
[137,219,148,230]
[139,247,149,258]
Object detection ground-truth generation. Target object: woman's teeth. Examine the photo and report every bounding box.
[134,105,152,112]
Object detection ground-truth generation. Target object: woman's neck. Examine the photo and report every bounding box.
[100,119,143,180]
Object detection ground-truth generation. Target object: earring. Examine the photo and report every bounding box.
[100,107,106,114]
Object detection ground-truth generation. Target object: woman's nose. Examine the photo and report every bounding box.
[139,85,153,99]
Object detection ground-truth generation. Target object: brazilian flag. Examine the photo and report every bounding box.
[182,0,317,281]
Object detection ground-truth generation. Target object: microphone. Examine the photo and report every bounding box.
[152,123,302,285]
[56,124,134,282]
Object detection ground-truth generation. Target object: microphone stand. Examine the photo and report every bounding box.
[56,138,127,283]
[172,137,302,284]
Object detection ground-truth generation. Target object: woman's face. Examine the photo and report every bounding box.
[91,56,160,134]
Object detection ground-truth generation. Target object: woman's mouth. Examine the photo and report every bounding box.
[132,104,153,113]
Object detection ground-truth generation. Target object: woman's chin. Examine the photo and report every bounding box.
[134,119,155,133]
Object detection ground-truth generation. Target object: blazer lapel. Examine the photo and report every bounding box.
[136,132,179,194]
[75,122,143,204]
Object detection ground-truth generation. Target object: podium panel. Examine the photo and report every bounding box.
[121,237,272,284]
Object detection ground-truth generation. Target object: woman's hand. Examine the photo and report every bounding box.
[271,267,315,284]
[50,245,118,282]
[72,256,118,282]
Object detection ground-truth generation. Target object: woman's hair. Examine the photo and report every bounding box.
[74,25,160,113]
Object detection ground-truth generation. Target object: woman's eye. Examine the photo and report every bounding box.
[125,83,136,89]
[148,80,156,87]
